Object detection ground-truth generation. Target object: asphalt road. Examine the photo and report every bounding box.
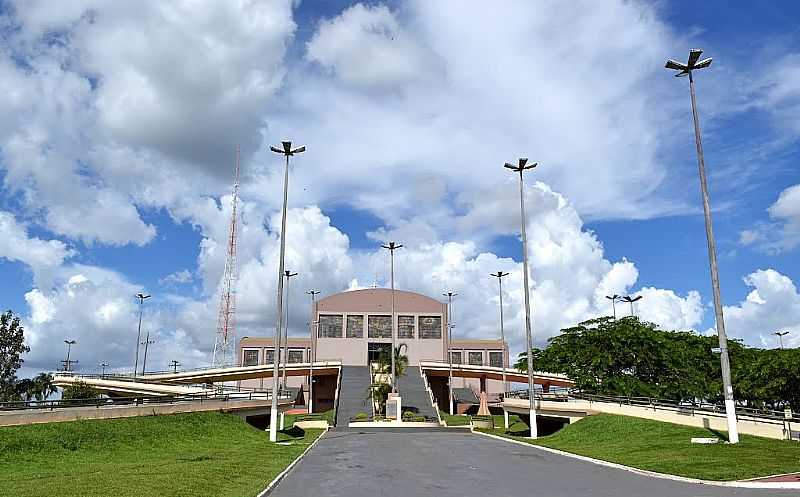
[270,429,797,497]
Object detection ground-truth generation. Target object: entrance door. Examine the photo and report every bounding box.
[367,342,391,363]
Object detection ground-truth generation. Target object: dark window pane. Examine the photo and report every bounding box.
[489,351,503,368]
[243,349,259,367]
[398,315,414,339]
[368,315,392,338]
[288,349,304,363]
[419,316,442,339]
[468,351,483,366]
[450,351,462,364]
[346,315,364,338]
[264,348,275,365]
[319,314,343,338]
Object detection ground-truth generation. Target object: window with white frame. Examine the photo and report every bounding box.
[488,351,503,368]
[243,349,259,367]
[468,351,483,366]
[418,316,442,339]
[264,348,275,365]
[368,315,392,338]
[346,315,364,338]
[319,314,343,338]
[398,315,415,339]
[288,349,304,363]
[450,351,462,364]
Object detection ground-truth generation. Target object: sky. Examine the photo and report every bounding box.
[0,0,799,376]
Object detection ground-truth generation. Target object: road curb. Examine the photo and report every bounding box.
[256,427,328,497]
[473,430,800,489]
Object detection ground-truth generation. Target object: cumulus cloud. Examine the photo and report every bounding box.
[722,269,800,348]
[739,183,800,253]
[0,211,73,289]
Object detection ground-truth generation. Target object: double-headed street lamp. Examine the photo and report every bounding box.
[134,293,151,378]
[666,48,738,444]
[621,295,642,317]
[505,157,539,439]
[62,340,77,372]
[307,290,320,414]
[605,294,620,320]
[443,291,457,415]
[774,331,790,350]
[381,242,403,393]
[268,140,305,443]
[490,272,510,395]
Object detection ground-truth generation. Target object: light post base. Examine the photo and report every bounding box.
[527,407,538,439]
[725,399,739,444]
[269,405,278,442]
[504,410,509,430]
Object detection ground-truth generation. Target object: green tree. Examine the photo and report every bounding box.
[62,380,99,401]
[17,373,58,402]
[367,343,409,415]
[0,310,30,402]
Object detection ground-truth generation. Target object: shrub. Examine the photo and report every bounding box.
[402,411,415,421]
[61,381,98,401]
[354,412,369,421]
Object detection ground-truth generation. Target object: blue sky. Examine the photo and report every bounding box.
[0,0,799,372]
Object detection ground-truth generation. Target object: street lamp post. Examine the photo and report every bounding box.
[268,140,305,442]
[666,48,739,444]
[490,272,510,396]
[774,331,790,350]
[306,290,320,414]
[381,242,403,393]
[443,291,458,415]
[505,158,539,439]
[140,331,155,376]
[605,295,620,320]
[281,270,298,390]
[99,362,109,377]
[622,295,643,317]
[170,360,181,373]
[134,293,151,378]
[63,340,77,372]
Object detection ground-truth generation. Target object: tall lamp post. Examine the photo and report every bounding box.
[666,48,738,444]
[605,294,620,319]
[134,293,151,378]
[268,140,305,442]
[62,340,77,372]
[621,295,643,317]
[490,272,510,395]
[381,241,403,393]
[774,331,790,350]
[505,157,539,439]
[281,270,298,390]
[99,362,109,378]
[306,290,320,413]
[140,331,155,376]
[443,291,458,415]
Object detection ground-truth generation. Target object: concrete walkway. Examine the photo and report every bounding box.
[270,431,798,497]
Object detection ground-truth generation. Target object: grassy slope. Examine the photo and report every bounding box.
[0,412,323,497]
[479,413,800,481]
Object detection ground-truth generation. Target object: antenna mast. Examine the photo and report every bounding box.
[212,146,240,368]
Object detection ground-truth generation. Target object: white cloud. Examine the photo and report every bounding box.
[0,211,73,289]
[159,269,193,286]
[722,269,800,348]
[739,183,800,253]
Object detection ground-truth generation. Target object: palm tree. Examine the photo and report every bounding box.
[367,343,409,415]
[376,343,409,379]
[17,373,57,402]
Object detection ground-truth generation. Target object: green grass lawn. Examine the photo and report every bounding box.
[478,413,800,481]
[0,411,323,497]
[283,409,335,427]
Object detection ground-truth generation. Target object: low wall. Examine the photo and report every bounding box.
[0,398,292,427]
[503,398,796,441]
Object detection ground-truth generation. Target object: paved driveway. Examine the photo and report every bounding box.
[270,429,797,497]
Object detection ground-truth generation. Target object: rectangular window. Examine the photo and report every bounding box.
[288,349,304,364]
[346,315,364,338]
[319,314,343,338]
[418,316,442,339]
[489,351,503,368]
[450,351,462,364]
[264,348,275,365]
[398,315,415,339]
[468,351,483,366]
[243,349,259,367]
[368,315,392,338]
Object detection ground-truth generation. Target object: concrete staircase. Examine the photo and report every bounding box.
[335,366,371,427]
[397,367,438,420]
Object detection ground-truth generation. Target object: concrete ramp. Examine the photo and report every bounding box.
[335,366,371,427]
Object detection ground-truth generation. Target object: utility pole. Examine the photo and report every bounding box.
[170,360,181,373]
[140,331,155,376]
[268,140,305,442]
[666,48,738,444]
[306,290,320,414]
[505,157,539,439]
[282,270,298,390]
[443,292,458,415]
[134,293,151,378]
[381,242,402,393]
[491,272,510,395]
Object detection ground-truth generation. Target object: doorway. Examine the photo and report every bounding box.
[368,342,391,363]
